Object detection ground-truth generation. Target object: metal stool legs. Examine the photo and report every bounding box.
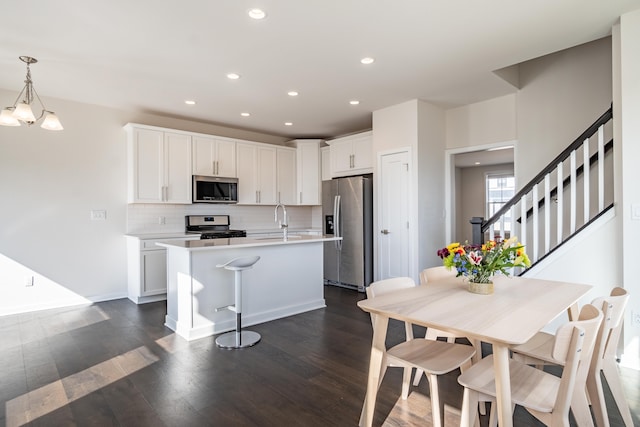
[215,256,261,349]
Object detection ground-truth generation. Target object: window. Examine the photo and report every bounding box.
[486,173,515,238]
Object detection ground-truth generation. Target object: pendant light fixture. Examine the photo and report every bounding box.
[0,56,63,130]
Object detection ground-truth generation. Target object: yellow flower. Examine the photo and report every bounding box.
[447,242,460,251]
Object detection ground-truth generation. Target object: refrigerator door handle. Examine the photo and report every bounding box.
[334,195,342,250]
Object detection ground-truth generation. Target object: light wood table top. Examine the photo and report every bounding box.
[357,275,591,427]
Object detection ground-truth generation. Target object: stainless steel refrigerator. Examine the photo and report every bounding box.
[322,175,373,292]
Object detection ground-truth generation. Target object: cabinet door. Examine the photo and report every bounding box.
[277,147,297,204]
[164,132,192,203]
[131,128,164,203]
[321,146,331,181]
[352,135,373,171]
[257,146,277,204]
[216,139,237,177]
[192,136,216,175]
[142,250,167,295]
[331,140,354,176]
[297,142,320,205]
[236,143,258,204]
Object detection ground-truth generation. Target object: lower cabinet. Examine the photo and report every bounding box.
[126,235,199,304]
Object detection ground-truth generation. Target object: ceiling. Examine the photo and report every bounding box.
[1,1,637,139]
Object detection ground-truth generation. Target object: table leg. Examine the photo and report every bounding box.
[360,314,389,427]
[492,344,513,427]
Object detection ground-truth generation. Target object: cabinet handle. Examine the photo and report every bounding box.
[216,161,219,175]
[256,190,259,203]
[278,191,281,203]
[299,191,303,204]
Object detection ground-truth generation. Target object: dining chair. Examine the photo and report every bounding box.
[511,287,632,427]
[419,265,457,284]
[457,303,603,427]
[362,277,476,427]
[415,267,481,384]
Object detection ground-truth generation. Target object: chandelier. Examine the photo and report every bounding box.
[0,56,64,130]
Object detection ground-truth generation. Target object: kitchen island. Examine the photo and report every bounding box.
[156,235,340,341]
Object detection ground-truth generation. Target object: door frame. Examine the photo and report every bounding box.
[376,147,414,281]
[444,140,517,243]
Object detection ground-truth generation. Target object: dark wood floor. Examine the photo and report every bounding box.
[1,286,638,426]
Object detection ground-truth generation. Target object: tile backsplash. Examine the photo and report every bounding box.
[127,203,318,234]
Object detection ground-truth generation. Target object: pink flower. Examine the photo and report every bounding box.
[468,251,483,265]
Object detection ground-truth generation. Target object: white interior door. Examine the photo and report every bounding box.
[378,151,410,279]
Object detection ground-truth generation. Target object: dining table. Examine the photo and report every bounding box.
[357,275,592,427]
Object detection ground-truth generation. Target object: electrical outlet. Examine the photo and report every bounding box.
[632,310,640,327]
[158,216,166,225]
[90,210,107,220]
[24,276,34,287]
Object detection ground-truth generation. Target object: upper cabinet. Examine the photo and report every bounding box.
[126,124,192,204]
[237,142,278,205]
[290,139,322,205]
[321,146,331,181]
[276,147,297,205]
[329,131,373,177]
[192,136,236,177]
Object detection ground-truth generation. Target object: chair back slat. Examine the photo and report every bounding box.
[419,266,457,285]
[591,287,629,365]
[367,277,417,340]
[554,303,603,418]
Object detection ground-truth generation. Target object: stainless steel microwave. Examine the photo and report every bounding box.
[192,175,238,203]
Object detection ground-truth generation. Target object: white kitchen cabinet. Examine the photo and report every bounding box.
[192,135,236,177]
[329,131,373,177]
[237,142,277,204]
[126,125,192,204]
[276,146,297,204]
[290,139,322,205]
[126,235,199,304]
[321,146,331,181]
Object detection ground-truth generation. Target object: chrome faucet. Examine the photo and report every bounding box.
[274,203,288,240]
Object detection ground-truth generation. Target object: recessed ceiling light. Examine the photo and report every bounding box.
[241,112,250,117]
[184,100,196,105]
[227,73,240,80]
[284,122,293,126]
[360,57,375,65]
[474,162,481,165]
[287,91,299,97]
[248,8,266,20]
[349,100,360,105]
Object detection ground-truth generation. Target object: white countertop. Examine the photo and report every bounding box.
[125,232,197,239]
[156,234,340,251]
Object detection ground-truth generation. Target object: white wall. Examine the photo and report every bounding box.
[614,10,640,369]
[0,90,307,316]
[446,94,517,149]
[417,101,446,271]
[372,99,446,281]
[517,37,613,185]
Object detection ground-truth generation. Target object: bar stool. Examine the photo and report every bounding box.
[215,255,261,349]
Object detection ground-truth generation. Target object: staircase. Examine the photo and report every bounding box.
[471,106,614,270]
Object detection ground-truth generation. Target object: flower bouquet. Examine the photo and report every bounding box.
[437,237,530,293]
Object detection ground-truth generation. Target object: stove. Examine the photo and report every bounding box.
[185,215,247,240]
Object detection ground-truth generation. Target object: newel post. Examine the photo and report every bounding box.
[470,217,484,245]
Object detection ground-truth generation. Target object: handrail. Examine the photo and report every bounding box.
[481,105,613,233]
[516,138,613,223]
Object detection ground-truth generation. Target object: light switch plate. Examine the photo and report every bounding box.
[91,210,107,220]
